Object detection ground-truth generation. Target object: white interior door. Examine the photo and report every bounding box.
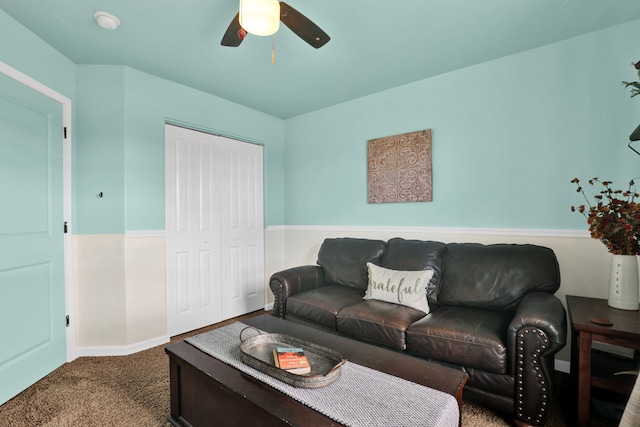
[0,70,66,404]
[165,124,264,336]
[219,137,264,319]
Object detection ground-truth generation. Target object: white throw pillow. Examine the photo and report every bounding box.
[364,263,433,314]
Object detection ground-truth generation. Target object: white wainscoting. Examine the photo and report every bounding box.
[73,225,612,364]
[73,233,167,356]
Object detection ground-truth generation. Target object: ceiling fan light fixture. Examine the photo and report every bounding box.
[239,0,280,36]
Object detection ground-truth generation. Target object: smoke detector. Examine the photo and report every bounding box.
[94,11,120,30]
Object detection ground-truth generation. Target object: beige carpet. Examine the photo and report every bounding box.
[0,312,568,426]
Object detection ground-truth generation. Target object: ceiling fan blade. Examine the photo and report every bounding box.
[221,13,244,47]
[279,2,330,49]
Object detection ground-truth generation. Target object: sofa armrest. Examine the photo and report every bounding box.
[507,292,567,425]
[269,265,326,318]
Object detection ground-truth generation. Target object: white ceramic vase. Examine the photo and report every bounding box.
[608,254,640,311]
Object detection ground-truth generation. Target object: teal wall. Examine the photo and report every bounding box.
[3,6,640,232]
[75,66,126,234]
[122,67,285,231]
[284,19,640,229]
[73,65,285,233]
[0,9,285,234]
[0,10,75,100]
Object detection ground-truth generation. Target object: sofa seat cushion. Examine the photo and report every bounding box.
[286,285,364,330]
[336,300,427,350]
[406,306,510,373]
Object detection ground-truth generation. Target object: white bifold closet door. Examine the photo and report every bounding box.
[165,124,264,336]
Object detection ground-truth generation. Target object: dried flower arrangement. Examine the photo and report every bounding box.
[571,178,640,255]
[622,60,640,98]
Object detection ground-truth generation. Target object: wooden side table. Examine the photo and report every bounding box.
[566,295,640,426]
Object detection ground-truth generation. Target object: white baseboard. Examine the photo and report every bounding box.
[75,335,170,357]
[555,359,570,374]
[264,302,274,311]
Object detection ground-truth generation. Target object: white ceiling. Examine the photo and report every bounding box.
[3,0,640,118]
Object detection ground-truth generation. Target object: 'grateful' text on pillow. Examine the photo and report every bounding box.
[364,263,433,313]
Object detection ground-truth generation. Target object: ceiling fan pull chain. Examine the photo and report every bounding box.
[272,36,275,65]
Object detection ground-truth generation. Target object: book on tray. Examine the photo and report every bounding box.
[273,346,311,375]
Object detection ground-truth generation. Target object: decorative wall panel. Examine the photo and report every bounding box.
[367,129,432,204]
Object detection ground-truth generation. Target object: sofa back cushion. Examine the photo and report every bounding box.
[438,243,560,311]
[379,238,446,307]
[317,238,386,290]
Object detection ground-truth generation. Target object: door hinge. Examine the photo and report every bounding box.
[63,127,68,140]
[66,315,70,327]
[64,221,68,233]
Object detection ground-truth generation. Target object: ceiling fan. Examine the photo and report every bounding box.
[221,0,330,49]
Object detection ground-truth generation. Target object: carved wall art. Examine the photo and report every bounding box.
[367,129,432,204]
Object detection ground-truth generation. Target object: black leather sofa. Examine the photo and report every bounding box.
[269,237,567,426]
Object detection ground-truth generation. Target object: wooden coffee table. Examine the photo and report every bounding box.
[166,314,468,427]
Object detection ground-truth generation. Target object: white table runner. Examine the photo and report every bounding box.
[186,322,459,427]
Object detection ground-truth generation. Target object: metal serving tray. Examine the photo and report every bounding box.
[239,327,347,388]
